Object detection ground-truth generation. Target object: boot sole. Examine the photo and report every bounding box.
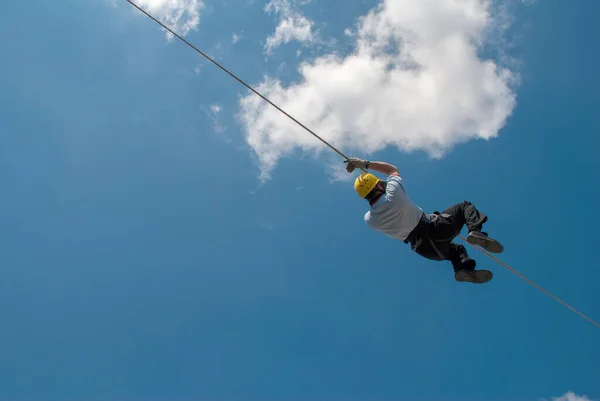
[455,269,493,284]
[467,232,504,253]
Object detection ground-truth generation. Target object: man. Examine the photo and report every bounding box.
[344,157,504,284]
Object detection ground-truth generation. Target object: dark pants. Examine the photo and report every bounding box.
[405,201,487,272]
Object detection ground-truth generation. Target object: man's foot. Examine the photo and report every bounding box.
[467,231,504,253]
[454,269,493,284]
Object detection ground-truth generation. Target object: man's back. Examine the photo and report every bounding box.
[365,174,424,241]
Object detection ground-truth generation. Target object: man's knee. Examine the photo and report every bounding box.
[461,200,474,209]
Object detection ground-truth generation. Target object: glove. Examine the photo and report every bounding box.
[344,157,369,173]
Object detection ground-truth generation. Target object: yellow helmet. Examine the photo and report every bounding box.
[354,173,380,198]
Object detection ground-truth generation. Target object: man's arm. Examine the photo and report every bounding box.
[365,161,399,176]
[345,158,399,176]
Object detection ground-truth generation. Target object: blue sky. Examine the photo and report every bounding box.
[0,0,599,400]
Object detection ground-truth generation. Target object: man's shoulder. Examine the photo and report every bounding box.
[384,173,405,196]
[386,172,402,183]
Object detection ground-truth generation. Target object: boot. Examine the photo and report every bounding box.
[451,244,492,284]
[454,269,493,284]
[467,230,504,253]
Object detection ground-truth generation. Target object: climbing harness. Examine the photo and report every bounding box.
[124,0,600,330]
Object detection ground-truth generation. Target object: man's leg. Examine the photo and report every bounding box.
[437,201,487,234]
[413,212,473,263]
[448,242,493,284]
[447,243,475,272]
[437,201,503,253]
[421,210,494,284]
[412,238,492,284]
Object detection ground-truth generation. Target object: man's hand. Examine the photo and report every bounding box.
[345,158,399,176]
[344,157,369,173]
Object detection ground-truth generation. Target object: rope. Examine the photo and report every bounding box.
[458,235,600,329]
[125,0,599,330]
[124,0,366,174]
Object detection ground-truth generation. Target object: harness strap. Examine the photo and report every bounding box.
[404,212,453,260]
[427,237,446,259]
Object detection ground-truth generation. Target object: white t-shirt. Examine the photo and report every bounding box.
[364,174,424,241]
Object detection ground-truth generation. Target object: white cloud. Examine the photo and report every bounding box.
[238,0,518,182]
[326,162,354,184]
[232,32,242,44]
[203,104,226,134]
[264,0,317,54]
[551,392,594,401]
[134,0,204,38]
